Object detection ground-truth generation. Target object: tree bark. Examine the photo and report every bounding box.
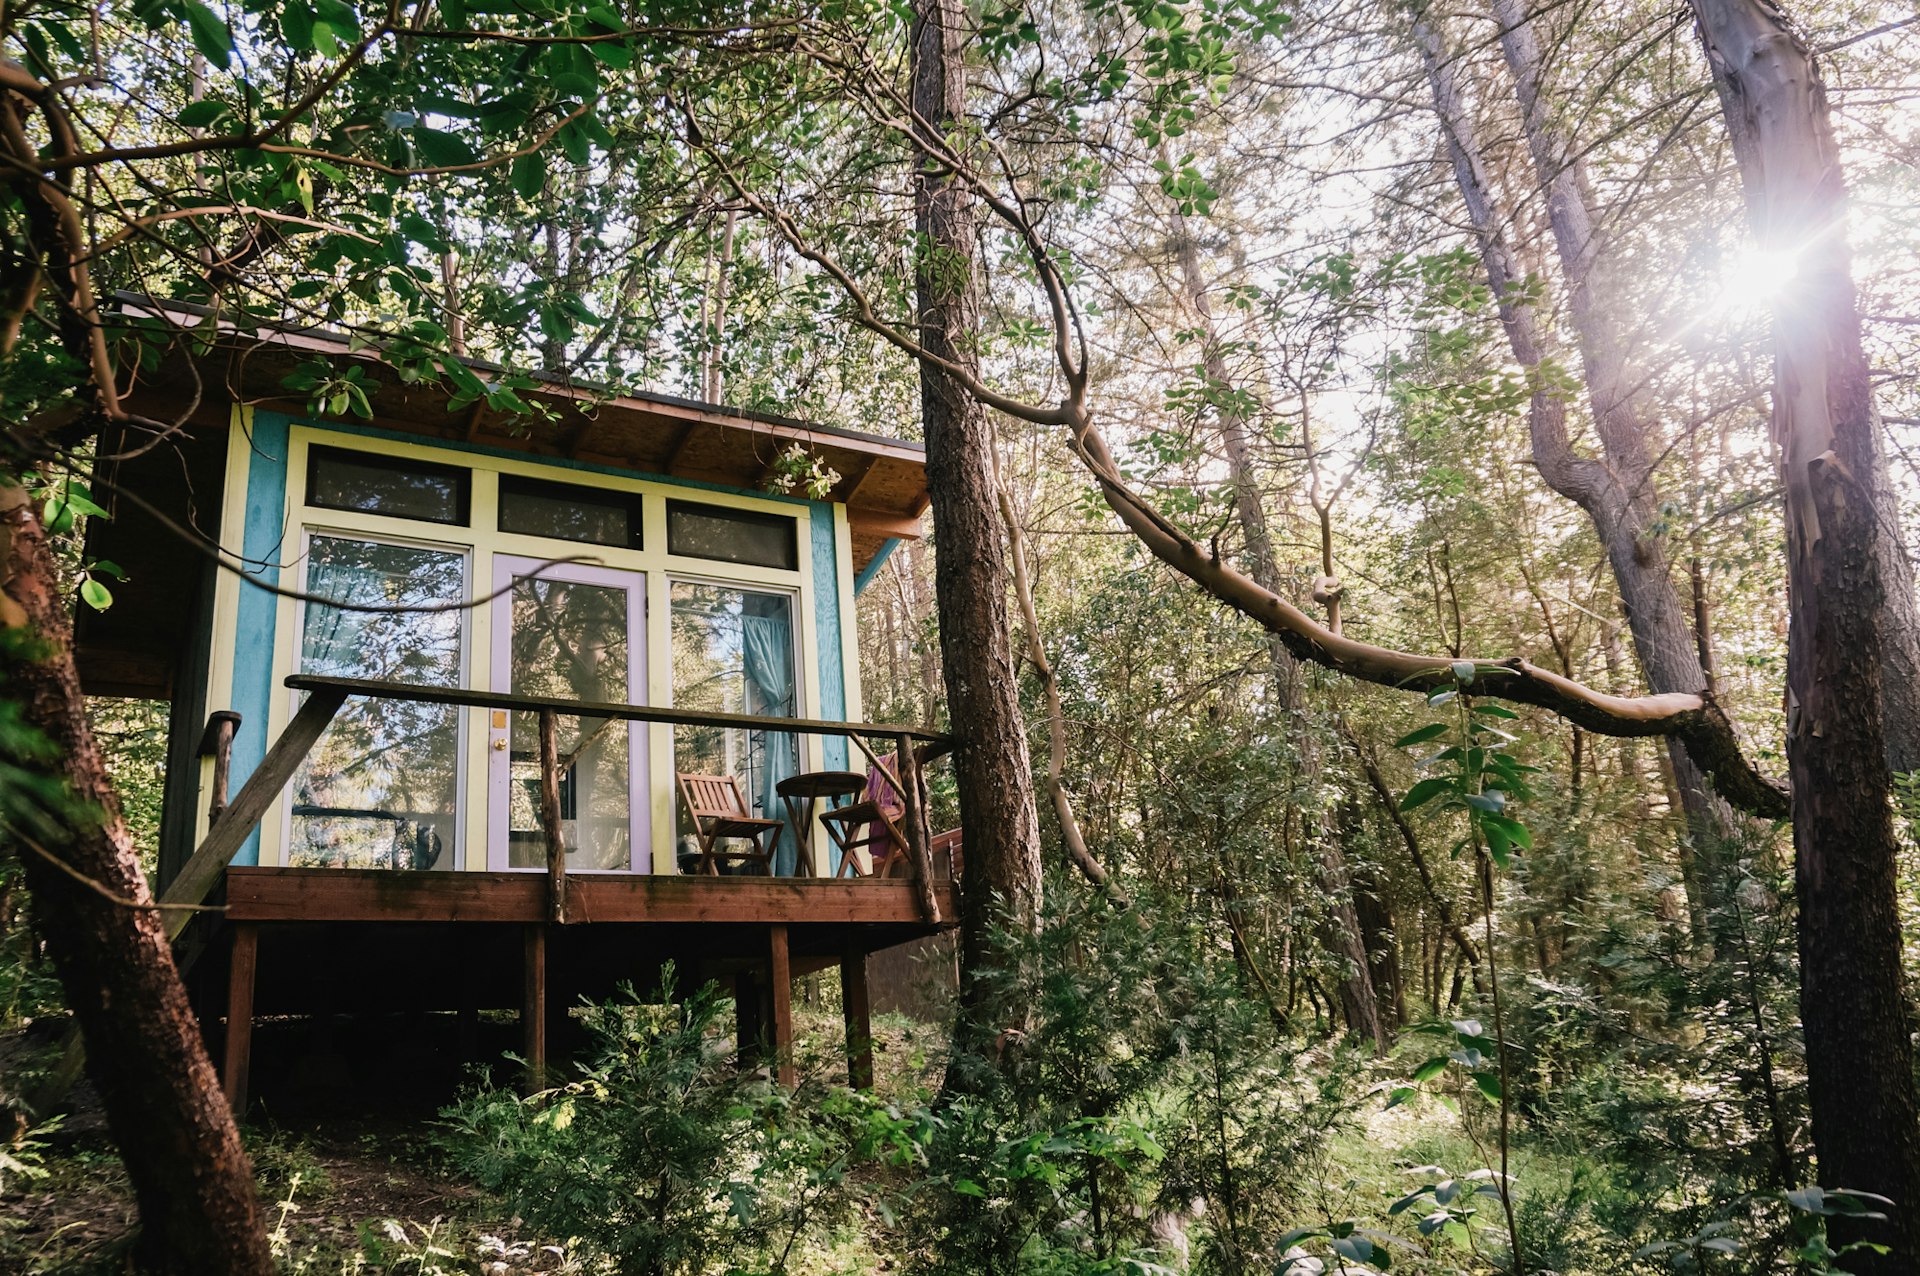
[909,0,1044,1058]
[1170,217,1387,1052]
[0,481,272,1275]
[1689,1,1920,1263]
[1413,2,1735,850]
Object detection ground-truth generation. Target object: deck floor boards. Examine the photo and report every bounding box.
[226,866,958,929]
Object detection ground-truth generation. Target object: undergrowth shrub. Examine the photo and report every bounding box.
[439,970,919,1276]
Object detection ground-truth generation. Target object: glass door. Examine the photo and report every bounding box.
[487,556,647,871]
[669,582,798,873]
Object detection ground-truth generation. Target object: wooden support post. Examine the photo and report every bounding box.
[198,710,242,826]
[166,686,349,942]
[223,923,259,1116]
[523,924,548,1094]
[894,732,939,923]
[840,945,873,1091]
[538,708,568,924]
[734,971,763,1071]
[769,924,796,1089]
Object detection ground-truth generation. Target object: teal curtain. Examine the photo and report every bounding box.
[742,611,798,874]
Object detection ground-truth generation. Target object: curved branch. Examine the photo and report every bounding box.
[1064,416,1789,818]
[995,452,1125,903]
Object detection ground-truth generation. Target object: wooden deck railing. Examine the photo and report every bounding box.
[158,676,955,942]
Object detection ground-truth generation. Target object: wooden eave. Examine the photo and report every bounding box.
[120,300,928,576]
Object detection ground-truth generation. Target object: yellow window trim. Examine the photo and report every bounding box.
[247,423,826,873]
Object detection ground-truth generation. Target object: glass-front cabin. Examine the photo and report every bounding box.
[77,311,952,1106]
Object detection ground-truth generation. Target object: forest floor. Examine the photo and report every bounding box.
[1,1114,533,1275]
[0,1001,947,1275]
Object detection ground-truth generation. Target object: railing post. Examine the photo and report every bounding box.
[894,732,939,923]
[537,708,568,924]
[198,710,242,826]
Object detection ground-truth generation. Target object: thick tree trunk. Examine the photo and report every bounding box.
[910,0,1043,1054]
[1414,4,1734,848]
[1689,1,1920,1263]
[1868,438,1920,773]
[0,481,272,1274]
[1171,219,1387,1052]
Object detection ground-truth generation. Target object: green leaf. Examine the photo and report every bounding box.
[79,578,112,610]
[1483,814,1533,849]
[586,39,633,68]
[1473,1070,1503,1102]
[1411,1055,1449,1083]
[1450,659,1476,683]
[183,0,234,69]
[511,151,547,200]
[1394,723,1448,748]
[280,0,315,49]
[412,126,480,167]
[1471,703,1519,719]
[177,98,233,128]
[1400,777,1452,812]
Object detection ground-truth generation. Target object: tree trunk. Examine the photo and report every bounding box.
[910,0,1043,1061]
[0,481,272,1275]
[1170,217,1387,1052]
[1689,0,1920,1262]
[1413,3,1733,847]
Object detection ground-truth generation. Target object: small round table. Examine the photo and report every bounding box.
[776,770,867,877]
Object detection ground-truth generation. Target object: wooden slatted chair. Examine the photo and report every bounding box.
[676,773,784,875]
[820,756,912,878]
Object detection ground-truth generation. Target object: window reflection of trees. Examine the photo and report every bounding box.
[670,584,797,869]
[290,537,465,870]
[506,577,632,871]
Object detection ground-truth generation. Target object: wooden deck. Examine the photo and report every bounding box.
[213,867,958,1112]
[226,866,960,929]
[168,675,962,1116]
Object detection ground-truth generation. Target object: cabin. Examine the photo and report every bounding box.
[77,301,959,1109]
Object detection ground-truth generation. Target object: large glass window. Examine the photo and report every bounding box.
[671,583,797,870]
[288,535,465,869]
[307,446,470,525]
[502,573,635,871]
[666,501,798,571]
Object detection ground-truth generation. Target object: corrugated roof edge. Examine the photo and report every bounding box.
[113,291,927,455]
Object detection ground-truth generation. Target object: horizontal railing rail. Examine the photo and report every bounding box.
[284,675,950,926]
[283,675,955,755]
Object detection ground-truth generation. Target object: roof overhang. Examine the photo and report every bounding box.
[116,297,928,574]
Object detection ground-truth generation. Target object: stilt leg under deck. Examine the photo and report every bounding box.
[223,923,258,1115]
[769,924,795,1089]
[840,945,873,1091]
[523,924,547,1094]
[734,971,764,1071]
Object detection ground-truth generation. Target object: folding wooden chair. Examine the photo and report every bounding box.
[819,755,912,878]
[676,773,784,875]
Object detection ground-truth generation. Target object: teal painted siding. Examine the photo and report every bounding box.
[810,502,849,773]
[229,410,293,865]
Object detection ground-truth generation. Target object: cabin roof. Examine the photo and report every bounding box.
[115,294,929,569]
[79,297,927,699]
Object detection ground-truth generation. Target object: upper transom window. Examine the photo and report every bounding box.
[307,446,471,526]
[666,500,798,571]
[498,475,645,550]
